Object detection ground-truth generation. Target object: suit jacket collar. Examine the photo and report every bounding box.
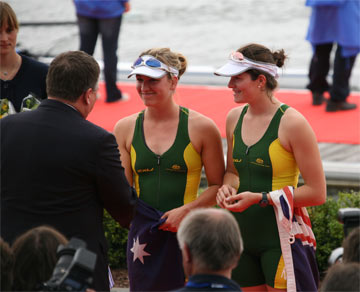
[39,99,83,118]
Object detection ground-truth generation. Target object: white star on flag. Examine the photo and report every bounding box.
[130,236,151,264]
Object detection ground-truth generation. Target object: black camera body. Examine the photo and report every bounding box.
[337,208,360,237]
[328,208,360,265]
[41,237,97,291]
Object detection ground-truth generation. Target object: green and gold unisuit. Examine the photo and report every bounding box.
[231,103,300,289]
[130,107,202,213]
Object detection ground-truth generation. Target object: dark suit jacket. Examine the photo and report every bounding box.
[1,99,137,291]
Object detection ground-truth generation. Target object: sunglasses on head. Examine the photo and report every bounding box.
[132,55,179,76]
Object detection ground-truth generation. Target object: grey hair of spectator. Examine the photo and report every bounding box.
[177,208,243,271]
[342,227,360,263]
[319,262,360,292]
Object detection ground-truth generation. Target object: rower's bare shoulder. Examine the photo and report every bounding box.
[114,113,138,133]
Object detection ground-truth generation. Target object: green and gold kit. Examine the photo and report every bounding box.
[130,107,202,212]
[232,103,300,288]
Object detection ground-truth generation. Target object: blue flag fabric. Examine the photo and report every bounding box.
[127,199,185,291]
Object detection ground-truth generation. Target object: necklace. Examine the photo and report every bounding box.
[0,70,11,81]
[0,56,21,80]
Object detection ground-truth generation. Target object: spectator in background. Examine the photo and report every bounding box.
[11,226,68,291]
[343,227,360,263]
[0,238,13,291]
[305,0,359,111]
[319,262,360,291]
[175,208,243,291]
[319,226,360,291]
[0,1,48,116]
[73,0,130,103]
[0,50,137,292]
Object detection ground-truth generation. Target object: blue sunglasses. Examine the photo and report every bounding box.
[132,55,179,76]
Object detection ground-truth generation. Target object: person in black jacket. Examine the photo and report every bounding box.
[0,50,137,292]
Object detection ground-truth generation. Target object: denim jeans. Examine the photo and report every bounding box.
[77,15,123,101]
[307,43,357,102]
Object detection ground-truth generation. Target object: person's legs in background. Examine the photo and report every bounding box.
[326,45,357,112]
[307,43,333,105]
[99,16,123,102]
[77,16,99,56]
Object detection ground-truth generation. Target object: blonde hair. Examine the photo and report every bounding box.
[0,1,19,31]
[140,48,187,79]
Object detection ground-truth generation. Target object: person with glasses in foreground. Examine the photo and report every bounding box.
[215,43,326,292]
[113,48,225,291]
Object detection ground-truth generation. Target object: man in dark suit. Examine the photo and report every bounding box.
[0,50,137,291]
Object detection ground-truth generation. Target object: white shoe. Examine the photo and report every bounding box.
[121,93,130,101]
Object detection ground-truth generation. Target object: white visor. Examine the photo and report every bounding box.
[128,66,168,79]
[215,53,279,78]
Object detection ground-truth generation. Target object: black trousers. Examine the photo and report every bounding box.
[77,15,123,102]
[307,43,357,102]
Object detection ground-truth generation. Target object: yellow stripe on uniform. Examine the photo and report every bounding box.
[269,138,299,191]
[274,255,287,289]
[183,143,202,205]
[131,145,140,197]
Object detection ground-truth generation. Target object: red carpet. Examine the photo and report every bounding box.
[88,82,360,145]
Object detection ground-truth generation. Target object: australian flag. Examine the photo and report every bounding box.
[269,186,320,292]
[127,199,185,291]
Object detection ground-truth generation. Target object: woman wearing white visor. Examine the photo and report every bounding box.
[113,48,225,291]
[215,43,326,292]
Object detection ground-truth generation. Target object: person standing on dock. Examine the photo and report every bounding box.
[73,0,129,103]
[305,0,359,111]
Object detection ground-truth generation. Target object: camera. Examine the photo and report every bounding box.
[41,237,97,291]
[328,208,360,265]
[337,208,360,237]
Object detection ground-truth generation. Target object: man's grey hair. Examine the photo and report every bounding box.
[177,208,243,271]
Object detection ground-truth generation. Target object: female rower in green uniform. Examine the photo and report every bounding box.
[113,47,224,232]
[215,43,326,292]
